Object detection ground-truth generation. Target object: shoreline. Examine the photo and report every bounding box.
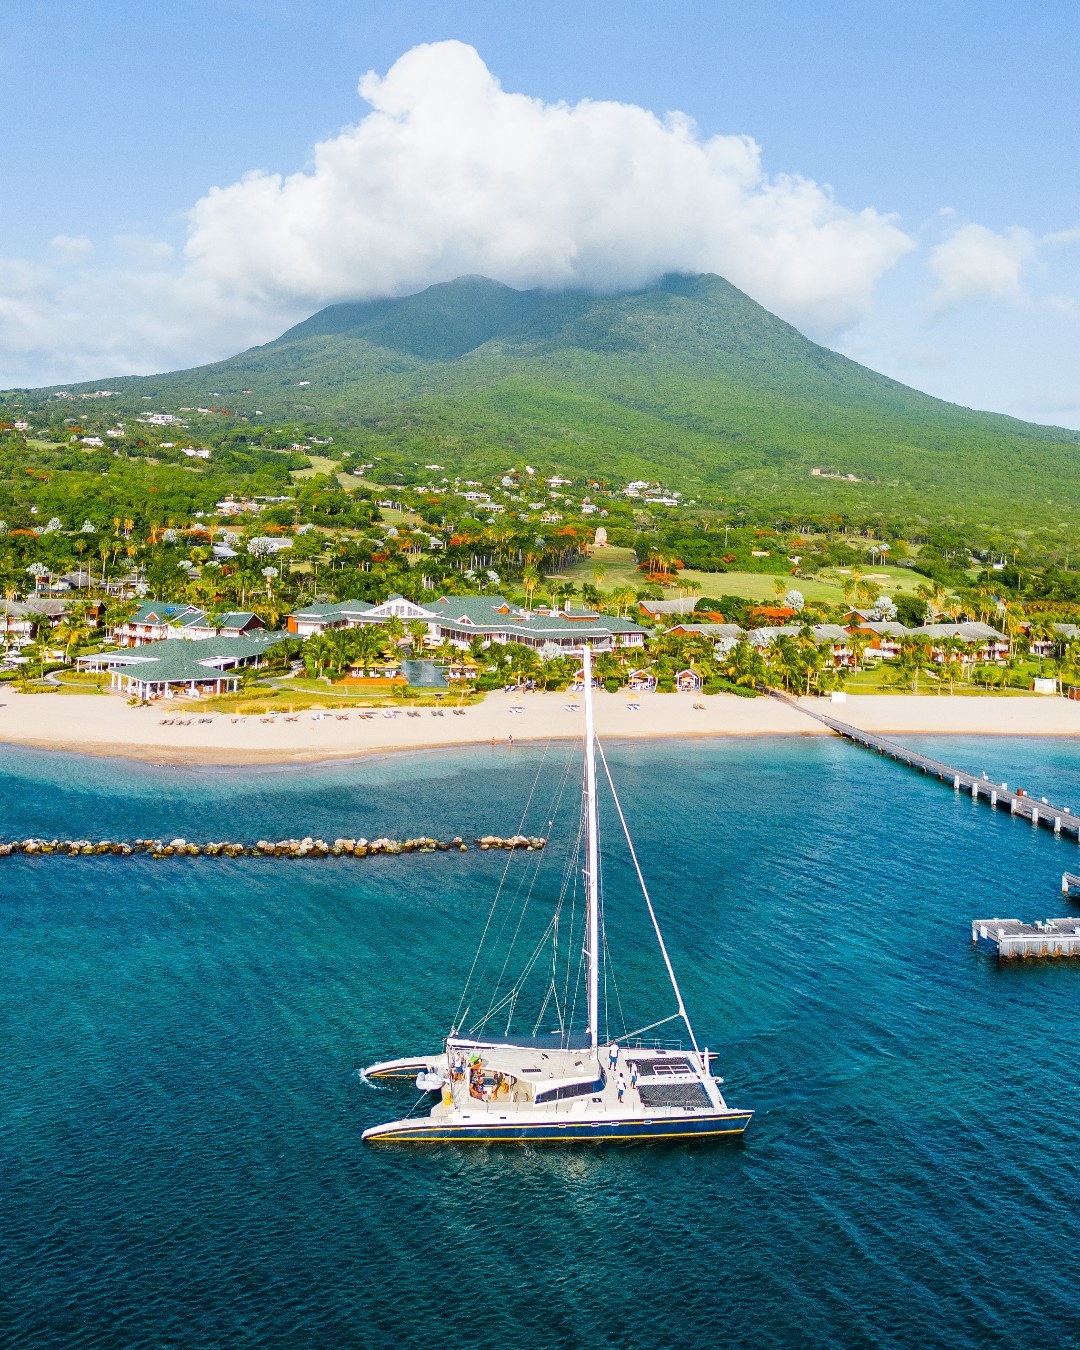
[2,689,1080,766]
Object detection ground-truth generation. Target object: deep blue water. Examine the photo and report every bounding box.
[3,734,1080,1348]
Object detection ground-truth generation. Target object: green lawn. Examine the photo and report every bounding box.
[290,455,340,480]
[552,547,921,605]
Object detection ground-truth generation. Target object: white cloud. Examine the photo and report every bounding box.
[2,40,915,385]
[185,41,913,337]
[929,223,1035,310]
[49,234,93,265]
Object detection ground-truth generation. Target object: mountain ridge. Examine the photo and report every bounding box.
[15,273,1080,528]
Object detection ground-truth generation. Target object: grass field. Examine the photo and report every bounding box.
[551,547,922,605]
[290,455,340,480]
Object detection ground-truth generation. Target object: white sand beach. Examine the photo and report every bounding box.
[1,689,1079,765]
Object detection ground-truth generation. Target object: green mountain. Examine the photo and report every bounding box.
[35,274,1080,529]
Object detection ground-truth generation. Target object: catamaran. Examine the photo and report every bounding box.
[361,645,752,1144]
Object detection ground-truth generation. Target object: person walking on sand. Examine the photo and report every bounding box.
[608,1040,619,1073]
[617,1072,626,1104]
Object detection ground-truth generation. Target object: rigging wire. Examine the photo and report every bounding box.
[451,741,552,1033]
[596,738,701,1057]
[475,748,577,1033]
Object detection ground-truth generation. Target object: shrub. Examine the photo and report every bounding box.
[604,677,620,693]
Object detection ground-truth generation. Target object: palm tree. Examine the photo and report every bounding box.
[613,585,637,618]
[722,640,767,689]
[54,614,90,663]
[351,626,388,680]
[592,562,606,589]
[522,565,540,610]
[896,635,931,693]
[847,628,872,672]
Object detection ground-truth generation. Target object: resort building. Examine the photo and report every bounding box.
[288,594,647,652]
[111,602,266,647]
[78,632,289,699]
[917,622,1009,662]
[0,598,73,638]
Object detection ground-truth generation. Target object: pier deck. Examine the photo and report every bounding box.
[772,693,1080,841]
[972,917,1080,959]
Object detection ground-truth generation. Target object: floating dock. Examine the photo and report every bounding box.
[972,917,1080,959]
[773,693,1080,840]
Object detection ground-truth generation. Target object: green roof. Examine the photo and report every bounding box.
[98,632,290,685]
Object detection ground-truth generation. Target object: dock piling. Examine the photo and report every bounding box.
[769,692,1080,844]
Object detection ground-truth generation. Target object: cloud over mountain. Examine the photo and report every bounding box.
[185,41,913,338]
[1,40,915,386]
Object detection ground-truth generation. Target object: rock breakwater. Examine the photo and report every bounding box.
[0,834,546,859]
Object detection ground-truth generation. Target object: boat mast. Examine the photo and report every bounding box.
[582,644,600,1056]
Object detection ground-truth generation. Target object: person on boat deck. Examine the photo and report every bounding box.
[616,1072,626,1104]
[608,1041,620,1072]
[629,1062,639,1091]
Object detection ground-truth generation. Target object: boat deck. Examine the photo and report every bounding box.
[432,1043,727,1122]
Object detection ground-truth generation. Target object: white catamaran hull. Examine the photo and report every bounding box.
[362,1110,752,1144]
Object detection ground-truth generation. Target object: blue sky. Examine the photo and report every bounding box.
[2,0,1078,426]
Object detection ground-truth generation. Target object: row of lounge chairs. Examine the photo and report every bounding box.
[158,705,471,726]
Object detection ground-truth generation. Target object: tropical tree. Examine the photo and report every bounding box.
[895,635,932,692]
[54,613,91,663]
[613,585,637,618]
[721,640,767,689]
[522,565,541,610]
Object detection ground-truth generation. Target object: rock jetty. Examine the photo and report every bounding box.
[0,834,545,860]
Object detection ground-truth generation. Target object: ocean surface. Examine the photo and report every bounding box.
[3,733,1080,1348]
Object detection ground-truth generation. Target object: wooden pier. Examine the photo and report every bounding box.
[972,917,1080,959]
[772,692,1080,841]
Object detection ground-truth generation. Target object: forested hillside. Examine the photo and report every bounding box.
[10,273,1080,532]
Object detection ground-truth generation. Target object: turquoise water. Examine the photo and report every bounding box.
[3,735,1080,1347]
